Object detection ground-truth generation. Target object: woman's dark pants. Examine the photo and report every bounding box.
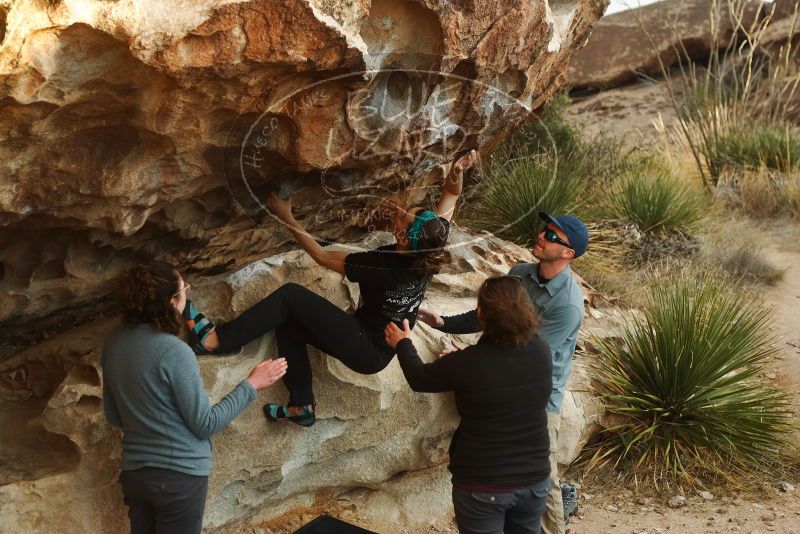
[452,477,551,534]
[215,283,395,405]
[120,468,208,534]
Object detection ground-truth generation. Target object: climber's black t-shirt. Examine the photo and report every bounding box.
[344,244,431,335]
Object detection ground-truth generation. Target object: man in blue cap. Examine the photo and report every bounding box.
[418,211,588,534]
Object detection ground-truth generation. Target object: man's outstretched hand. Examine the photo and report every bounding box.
[417,307,444,328]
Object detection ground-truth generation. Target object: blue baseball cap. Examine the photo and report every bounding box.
[538,212,589,258]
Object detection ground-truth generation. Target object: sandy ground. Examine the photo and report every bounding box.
[566,491,800,534]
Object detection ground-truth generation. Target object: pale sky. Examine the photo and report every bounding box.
[605,0,775,16]
[606,0,663,16]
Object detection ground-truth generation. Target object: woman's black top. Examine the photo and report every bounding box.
[344,244,430,334]
[396,334,552,486]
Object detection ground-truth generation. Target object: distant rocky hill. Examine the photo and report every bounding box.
[565,0,799,142]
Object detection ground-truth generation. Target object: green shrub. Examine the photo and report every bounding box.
[659,1,800,189]
[588,277,792,487]
[711,123,800,173]
[609,164,704,234]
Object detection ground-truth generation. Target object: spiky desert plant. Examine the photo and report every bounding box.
[470,92,631,247]
[711,122,800,173]
[587,277,792,488]
[608,163,705,234]
[471,155,586,246]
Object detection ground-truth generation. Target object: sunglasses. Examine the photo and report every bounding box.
[542,228,573,250]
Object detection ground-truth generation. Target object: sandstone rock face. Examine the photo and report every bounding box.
[0,229,620,533]
[567,0,769,90]
[0,0,607,336]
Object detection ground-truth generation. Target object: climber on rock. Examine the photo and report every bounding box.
[182,149,478,427]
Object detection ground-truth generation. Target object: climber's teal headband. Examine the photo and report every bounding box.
[407,210,439,251]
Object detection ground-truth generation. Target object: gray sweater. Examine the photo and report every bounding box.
[102,324,256,476]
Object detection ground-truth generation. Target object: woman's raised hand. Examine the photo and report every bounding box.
[384,319,412,349]
[245,358,288,391]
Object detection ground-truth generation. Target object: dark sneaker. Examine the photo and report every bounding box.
[182,300,216,355]
[263,402,316,427]
[561,481,579,522]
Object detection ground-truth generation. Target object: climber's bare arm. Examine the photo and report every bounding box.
[436,149,477,221]
[265,193,348,275]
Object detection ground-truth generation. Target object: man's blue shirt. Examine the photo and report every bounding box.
[438,263,585,413]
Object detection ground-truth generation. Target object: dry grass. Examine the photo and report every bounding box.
[648,0,800,190]
[696,215,785,285]
[575,212,786,309]
[724,168,800,218]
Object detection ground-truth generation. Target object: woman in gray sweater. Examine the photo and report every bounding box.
[102,261,287,534]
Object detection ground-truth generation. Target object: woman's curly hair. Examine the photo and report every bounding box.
[478,275,541,348]
[410,217,451,278]
[117,261,183,336]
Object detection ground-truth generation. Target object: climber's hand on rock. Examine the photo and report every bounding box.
[384,319,412,349]
[246,358,288,391]
[454,149,477,173]
[266,192,293,222]
[417,307,444,328]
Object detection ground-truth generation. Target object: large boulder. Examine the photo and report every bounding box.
[0,229,620,533]
[567,0,769,90]
[0,0,607,335]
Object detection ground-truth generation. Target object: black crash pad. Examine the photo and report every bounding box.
[293,514,377,533]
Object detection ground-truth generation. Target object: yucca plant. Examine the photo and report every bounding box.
[471,155,586,246]
[470,92,632,246]
[608,164,704,234]
[587,277,792,488]
[711,122,800,173]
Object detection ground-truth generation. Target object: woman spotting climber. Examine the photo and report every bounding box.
[384,275,553,534]
[102,262,287,534]
[183,150,478,427]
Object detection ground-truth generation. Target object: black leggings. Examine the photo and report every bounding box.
[215,283,395,405]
